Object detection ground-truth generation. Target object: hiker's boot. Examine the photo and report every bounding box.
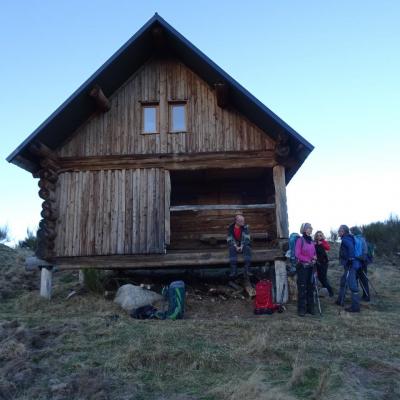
[228,265,238,280]
[244,265,253,278]
[344,306,360,313]
[298,309,306,317]
[306,305,316,315]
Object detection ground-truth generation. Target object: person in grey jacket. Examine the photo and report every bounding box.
[227,214,251,279]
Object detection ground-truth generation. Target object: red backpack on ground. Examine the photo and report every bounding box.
[254,280,279,315]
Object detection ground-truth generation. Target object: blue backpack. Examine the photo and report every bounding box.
[353,236,366,261]
[287,233,301,269]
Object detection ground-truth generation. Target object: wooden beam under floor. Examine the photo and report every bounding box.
[55,248,282,270]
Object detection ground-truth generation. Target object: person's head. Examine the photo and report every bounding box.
[350,226,362,236]
[300,223,313,236]
[235,214,245,227]
[338,225,350,238]
[314,231,325,241]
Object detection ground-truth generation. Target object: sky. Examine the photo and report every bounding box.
[1,0,399,243]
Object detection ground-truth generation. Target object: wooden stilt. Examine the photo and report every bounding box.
[78,270,85,286]
[40,266,53,299]
[274,260,288,303]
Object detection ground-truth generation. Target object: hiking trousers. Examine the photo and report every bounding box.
[296,263,314,313]
[228,243,251,276]
[316,262,334,296]
[337,267,360,311]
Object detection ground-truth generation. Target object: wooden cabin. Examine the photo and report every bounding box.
[7,14,313,299]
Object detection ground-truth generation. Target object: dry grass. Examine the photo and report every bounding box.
[0,246,399,399]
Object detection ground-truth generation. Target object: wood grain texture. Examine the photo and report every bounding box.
[57,58,274,158]
[54,169,167,256]
[273,165,289,239]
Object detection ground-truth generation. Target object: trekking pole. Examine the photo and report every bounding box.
[357,277,370,299]
[312,266,322,316]
[361,270,378,296]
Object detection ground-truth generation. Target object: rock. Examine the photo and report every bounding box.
[114,284,163,311]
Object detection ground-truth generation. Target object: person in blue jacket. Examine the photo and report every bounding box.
[336,224,361,312]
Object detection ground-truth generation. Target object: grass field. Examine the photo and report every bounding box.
[0,244,399,400]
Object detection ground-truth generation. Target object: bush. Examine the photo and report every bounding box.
[16,228,38,250]
[362,214,400,256]
[0,225,9,243]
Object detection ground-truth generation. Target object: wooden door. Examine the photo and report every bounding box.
[55,168,170,256]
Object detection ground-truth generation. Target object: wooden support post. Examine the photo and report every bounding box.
[273,164,289,239]
[273,165,289,303]
[78,270,85,286]
[274,260,288,303]
[40,266,53,299]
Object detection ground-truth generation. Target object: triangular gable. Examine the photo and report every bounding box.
[7,13,313,181]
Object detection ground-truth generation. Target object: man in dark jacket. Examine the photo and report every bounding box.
[227,214,251,278]
[336,224,360,312]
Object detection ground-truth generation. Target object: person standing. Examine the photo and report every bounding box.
[350,226,370,302]
[314,231,334,297]
[295,223,317,316]
[336,225,361,312]
[227,214,251,279]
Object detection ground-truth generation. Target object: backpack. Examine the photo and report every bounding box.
[254,280,279,315]
[130,304,157,319]
[353,235,365,260]
[155,280,186,320]
[287,233,301,268]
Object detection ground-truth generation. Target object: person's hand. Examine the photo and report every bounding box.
[237,246,243,253]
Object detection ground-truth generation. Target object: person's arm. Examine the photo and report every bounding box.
[227,226,235,245]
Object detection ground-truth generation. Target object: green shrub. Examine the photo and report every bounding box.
[0,225,9,243]
[362,214,400,256]
[16,228,38,250]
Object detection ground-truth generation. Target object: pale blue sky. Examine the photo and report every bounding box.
[1,0,399,242]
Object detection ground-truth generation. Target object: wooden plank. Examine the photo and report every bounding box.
[55,248,282,270]
[170,204,275,212]
[58,150,275,172]
[117,169,126,254]
[273,165,289,239]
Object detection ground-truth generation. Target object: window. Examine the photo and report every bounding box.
[169,102,187,132]
[142,103,159,134]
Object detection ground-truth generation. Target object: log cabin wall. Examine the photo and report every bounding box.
[55,168,169,256]
[57,58,275,157]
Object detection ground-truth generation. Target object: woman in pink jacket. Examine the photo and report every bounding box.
[295,223,317,316]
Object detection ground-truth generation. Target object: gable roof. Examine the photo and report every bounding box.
[7,13,313,182]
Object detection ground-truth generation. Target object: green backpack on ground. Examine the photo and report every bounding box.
[155,280,186,320]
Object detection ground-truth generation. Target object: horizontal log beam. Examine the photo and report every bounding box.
[58,150,276,172]
[55,248,282,270]
[29,142,57,161]
[170,204,275,212]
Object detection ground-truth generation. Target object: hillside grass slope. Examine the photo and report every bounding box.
[0,244,399,400]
